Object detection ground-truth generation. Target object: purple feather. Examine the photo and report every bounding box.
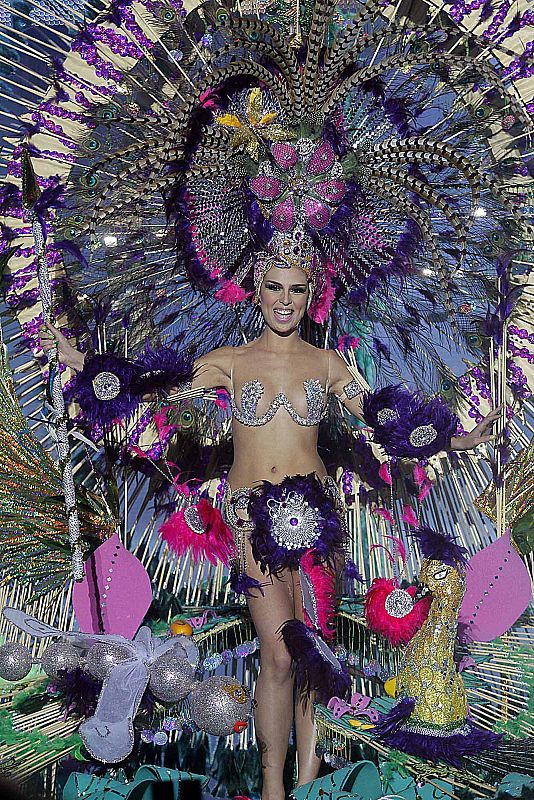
[53,667,100,719]
[248,474,346,575]
[66,345,194,428]
[0,183,21,214]
[352,434,389,490]
[280,619,350,703]
[374,697,415,735]
[229,566,265,598]
[133,344,195,395]
[374,699,502,767]
[363,385,458,459]
[412,526,469,567]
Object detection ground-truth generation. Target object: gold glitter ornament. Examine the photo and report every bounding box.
[396,559,468,731]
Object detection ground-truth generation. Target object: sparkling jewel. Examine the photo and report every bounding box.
[409,424,438,447]
[153,730,168,745]
[384,588,414,618]
[0,642,33,681]
[183,505,205,534]
[85,642,131,681]
[267,491,321,550]
[190,675,252,736]
[376,407,399,425]
[148,652,197,703]
[40,641,80,678]
[92,371,121,400]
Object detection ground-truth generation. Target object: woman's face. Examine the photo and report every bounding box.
[258,265,310,335]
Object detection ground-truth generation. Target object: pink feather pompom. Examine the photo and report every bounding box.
[159,499,236,567]
[378,461,392,485]
[418,479,432,502]
[300,550,336,641]
[364,578,432,646]
[401,504,419,528]
[214,279,251,306]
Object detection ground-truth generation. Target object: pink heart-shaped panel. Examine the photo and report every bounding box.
[313,179,347,203]
[459,531,532,642]
[306,140,335,175]
[303,198,332,229]
[272,196,295,232]
[73,533,153,638]
[271,142,298,170]
[249,175,284,201]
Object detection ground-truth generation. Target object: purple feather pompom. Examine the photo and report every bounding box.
[363,385,458,459]
[248,474,346,575]
[67,344,195,428]
[280,619,350,704]
[413,526,469,568]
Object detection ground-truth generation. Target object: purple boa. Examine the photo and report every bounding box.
[374,698,502,767]
[67,345,194,428]
[247,474,346,575]
[280,619,350,704]
[363,385,458,459]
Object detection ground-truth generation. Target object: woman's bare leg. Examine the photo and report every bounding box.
[246,548,295,800]
[291,570,322,786]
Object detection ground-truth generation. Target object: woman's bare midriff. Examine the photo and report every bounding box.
[227,416,327,491]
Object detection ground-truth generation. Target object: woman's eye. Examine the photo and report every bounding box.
[291,286,306,294]
[265,283,281,291]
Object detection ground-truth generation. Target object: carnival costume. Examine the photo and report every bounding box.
[0,0,532,793]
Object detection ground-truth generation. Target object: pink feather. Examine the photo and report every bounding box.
[369,543,395,563]
[159,499,236,566]
[378,461,392,485]
[401,504,419,528]
[413,463,427,486]
[299,550,336,641]
[214,279,250,306]
[373,507,394,525]
[309,276,336,324]
[364,578,432,646]
[383,534,407,563]
[418,480,432,502]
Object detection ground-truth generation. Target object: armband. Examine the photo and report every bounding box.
[66,345,195,428]
[362,384,458,459]
[338,377,364,402]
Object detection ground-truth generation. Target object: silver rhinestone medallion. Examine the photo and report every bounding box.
[267,491,321,550]
[376,407,399,425]
[409,424,438,447]
[184,505,205,534]
[92,371,121,401]
[384,588,414,618]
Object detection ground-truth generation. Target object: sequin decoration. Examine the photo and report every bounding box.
[267,492,321,550]
[92,371,121,401]
[148,652,197,703]
[384,588,414,618]
[409,424,438,448]
[376,407,400,425]
[40,641,80,678]
[183,505,205,534]
[231,379,327,427]
[342,378,364,400]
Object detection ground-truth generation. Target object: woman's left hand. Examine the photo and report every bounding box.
[450,405,504,451]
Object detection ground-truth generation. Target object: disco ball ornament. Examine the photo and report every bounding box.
[85,642,132,681]
[148,652,197,703]
[40,641,80,678]
[0,642,33,681]
[190,675,252,736]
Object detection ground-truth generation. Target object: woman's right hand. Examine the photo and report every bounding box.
[39,322,86,372]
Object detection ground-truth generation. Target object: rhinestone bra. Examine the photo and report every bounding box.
[231,379,328,427]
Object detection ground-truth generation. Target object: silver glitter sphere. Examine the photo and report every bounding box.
[40,641,80,678]
[148,652,196,703]
[191,675,252,736]
[0,642,33,681]
[85,642,131,681]
[384,588,414,618]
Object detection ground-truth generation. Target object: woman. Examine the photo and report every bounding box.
[40,260,499,800]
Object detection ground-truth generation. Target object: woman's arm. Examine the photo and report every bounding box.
[328,350,366,422]
[192,347,233,393]
[40,323,86,371]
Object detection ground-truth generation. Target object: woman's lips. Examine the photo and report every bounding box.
[273,308,294,323]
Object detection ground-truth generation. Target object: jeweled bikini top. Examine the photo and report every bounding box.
[231,379,328,427]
